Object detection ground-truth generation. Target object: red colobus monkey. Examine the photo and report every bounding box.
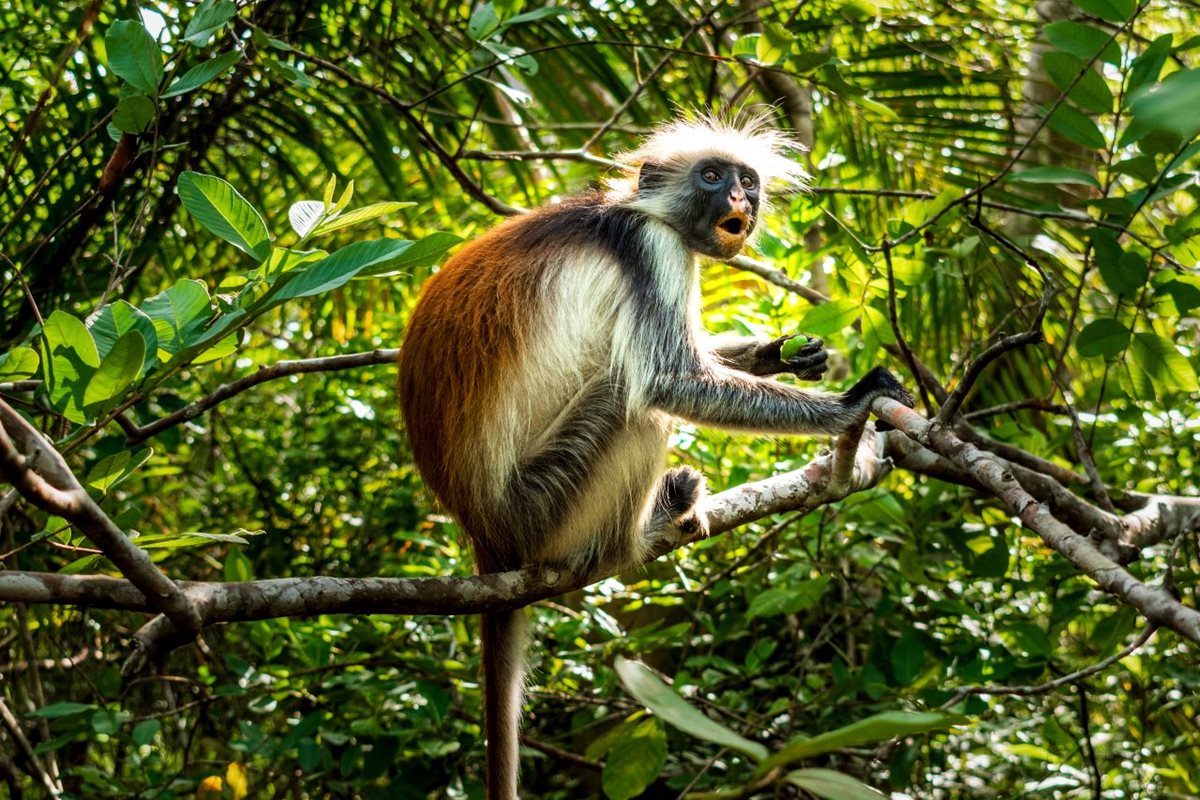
[398,116,913,798]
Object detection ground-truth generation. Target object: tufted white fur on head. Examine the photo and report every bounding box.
[607,111,809,202]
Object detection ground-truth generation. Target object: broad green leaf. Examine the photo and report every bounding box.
[757,23,792,65]
[263,247,328,278]
[184,0,237,46]
[798,298,860,337]
[861,305,897,347]
[191,333,239,365]
[112,95,156,134]
[1043,52,1113,114]
[786,769,888,800]
[746,577,830,619]
[762,711,965,771]
[90,709,128,735]
[732,34,761,61]
[601,717,666,800]
[1003,743,1063,763]
[1130,333,1199,392]
[310,201,417,236]
[269,239,414,301]
[1126,34,1172,97]
[1044,21,1121,64]
[59,554,101,574]
[177,172,270,260]
[0,347,39,380]
[468,2,500,40]
[1046,104,1106,149]
[1099,250,1148,296]
[162,50,241,98]
[1129,68,1200,141]
[1009,166,1099,188]
[1076,319,1130,358]
[1071,0,1134,22]
[105,20,162,94]
[358,231,462,277]
[501,7,569,26]
[614,656,769,762]
[140,279,212,354]
[224,547,253,582]
[28,702,94,719]
[1158,276,1200,314]
[84,331,145,412]
[89,300,158,376]
[288,200,328,239]
[131,719,161,746]
[40,310,100,423]
[86,448,153,494]
[891,632,924,685]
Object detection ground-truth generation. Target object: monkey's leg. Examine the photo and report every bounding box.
[710,335,829,380]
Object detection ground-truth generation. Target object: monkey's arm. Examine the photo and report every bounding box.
[708,335,828,380]
[647,364,911,436]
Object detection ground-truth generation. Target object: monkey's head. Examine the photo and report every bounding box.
[612,113,807,260]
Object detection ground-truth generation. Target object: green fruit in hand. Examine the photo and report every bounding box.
[779,335,809,361]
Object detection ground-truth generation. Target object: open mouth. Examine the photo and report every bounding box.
[717,213,746,237]
[714,210,750,249]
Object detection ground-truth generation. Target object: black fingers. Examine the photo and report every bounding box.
[780,336,828,381]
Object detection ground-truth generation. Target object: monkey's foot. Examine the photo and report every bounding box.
[677,509,711,540]
[658,465,706,523]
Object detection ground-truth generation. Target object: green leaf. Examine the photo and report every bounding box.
[1130,333,1200,393]
[601,717,667,800]
[1008,166,1099,188]
[1042,52,1113,114]
[83,331,145,413]
[224,547,253,582]
[1158,276,1200,314]
[131,719,160,746]
[191,333,239,365]
[501,7,569,27]
[1126,34,1172,98]
[746,577,830,618]
[140,280,213,354]
[732,34,761,61]
[798,298,860,337]
[289,200,328,239]
[861,305,897,347]
[1129,68,1200,141]
[269,239,414,302]
[468,2,500,40]
[184,0,237,46]
[786,769,888,800]
[1099,250,1148,296]
[28,702,94,719]
[1071,0,1134,22]
[762,711,965,772]
[357,231,462,277]
[310,201,416,237]
[891,632,924,685]
[757,23,793,65]
[177,171,270,260]
[0,347,39,380]
[105,20,163,95]
[614,657,768,762]
[112,95,156,134]
[89,300,158,377]
[1076,319,1130,358]
[90,709,128,735]
[162,50,241,98]
[1046,104,1107,149]
[1044,21,1121,64]
[40,310,100,424]
[86,448,153,494]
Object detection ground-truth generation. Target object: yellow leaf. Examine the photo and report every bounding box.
[196,775,223,798]
[226,763,249,800]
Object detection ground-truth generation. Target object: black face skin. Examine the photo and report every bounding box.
[666,157,762,258]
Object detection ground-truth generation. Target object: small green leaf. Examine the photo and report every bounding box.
[1126,34,1172,98]
[756,23,792,65]
[40,310,100,423]
[1130,333,1200,393]
[1009,166,1100,188]
[614,656,769,762]
[112,95,156,134]
[0,347,39,380]
[224,547,253,582]
[786,769,888,800]
[798,298,860,337]
[84,331,145,413]
[1042,52,1114,114]
[1158,277,1200,314]
[601,717,667,800]
[357,231,462,277]
[89,300,158,377]
[891,632,924,686]
[86,448,153,494]
[468,2,501,40]
[310,201,416,237]
[1044,21,1121,64]
[1129,68,1200,141]
[177,171,270,260]
[191,333,239,365]
[29,702,94,719]
[269,239,414,301]
[140,279,213,354]
[762,711,965,772]
[1099,250,1148,296]
[184,0,237,46]
[105,20,163,94]
[746,577,830,618]
[732,33,762,61]
[162,50,241,98]
[1046,104,1107,149]
[1071,0,1134,22]
[131,719,161,746]
[90,709,128,735]
[1076,319,1130,358]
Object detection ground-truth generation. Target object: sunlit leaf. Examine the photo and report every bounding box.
[177,171,271,260]
[105,19,162,94]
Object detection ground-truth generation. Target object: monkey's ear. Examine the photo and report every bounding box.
[637,162,667,194]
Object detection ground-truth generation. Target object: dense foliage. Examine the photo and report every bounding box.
[1,0,1197,798]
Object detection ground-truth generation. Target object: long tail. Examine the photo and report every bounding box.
[482,609,528,800]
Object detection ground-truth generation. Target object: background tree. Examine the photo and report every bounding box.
[0,1,1198,798]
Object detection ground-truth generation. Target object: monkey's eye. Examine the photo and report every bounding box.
[701,168,721,183]
[740,174,757,190]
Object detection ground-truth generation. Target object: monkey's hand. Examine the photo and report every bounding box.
[768,335,829,382]
[846,366,916,431]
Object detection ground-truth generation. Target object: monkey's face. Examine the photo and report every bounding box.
[683,158,761,259]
